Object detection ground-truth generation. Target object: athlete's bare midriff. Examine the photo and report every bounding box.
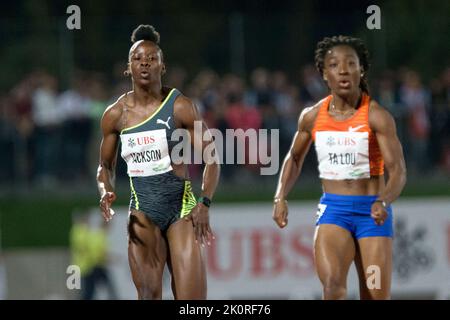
[321,175,385,195]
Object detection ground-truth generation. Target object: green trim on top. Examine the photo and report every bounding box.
[129,177,140,210]
[120,88,175,134]
[180,181,197,218]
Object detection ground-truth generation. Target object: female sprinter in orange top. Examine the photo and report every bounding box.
[273,36,406,300]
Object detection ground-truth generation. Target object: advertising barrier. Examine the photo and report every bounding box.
[96,198,450,299]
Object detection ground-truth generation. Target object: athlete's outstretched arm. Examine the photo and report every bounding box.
[97,104,121,222]
[273,107,314,228]
[369,103,407,224]
[175,96,220,245]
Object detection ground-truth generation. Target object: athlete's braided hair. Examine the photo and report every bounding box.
[315,35,370,94]
[131,24,160,44]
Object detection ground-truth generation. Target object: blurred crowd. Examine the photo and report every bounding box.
[0,65,449,188]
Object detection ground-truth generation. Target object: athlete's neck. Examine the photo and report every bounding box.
[330,90,362,112]
[132,82,164,106]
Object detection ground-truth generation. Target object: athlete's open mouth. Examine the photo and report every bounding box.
[339,80,350,88]
[140,71,149,78]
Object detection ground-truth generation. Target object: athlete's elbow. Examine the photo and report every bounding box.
[97,162,115,180]
[387,162,407,187]
[210,161,221,177]
[400,166,407,187]
[100,159,116,172]
[398,160,407,184]
[204,151,221,167]
[290,152,302,169]
[96,165,104,180]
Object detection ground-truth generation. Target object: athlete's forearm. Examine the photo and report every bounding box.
[377,163,406,205]
[200,162,220,200]
[96,163,116,197]
[274,152,303,200]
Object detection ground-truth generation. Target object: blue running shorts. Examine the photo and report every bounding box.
[315,193,393,239]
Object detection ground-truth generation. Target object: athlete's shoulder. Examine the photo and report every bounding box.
[104,93,129,118]
[299,97,328,131]
[301,99,324,121]
[368,98,393,118]
[173,89,197,115]
[100,93,128,131]
[170,88,200,127]
[368,98,395,131]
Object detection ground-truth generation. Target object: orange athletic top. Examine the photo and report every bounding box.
[311,94,384,179]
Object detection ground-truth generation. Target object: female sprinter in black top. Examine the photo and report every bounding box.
[97,25,220,299]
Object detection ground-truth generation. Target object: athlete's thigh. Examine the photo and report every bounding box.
[355,237,392,299]
[128,210,167,291]
[314,224,356,285]
[166,219,206,299]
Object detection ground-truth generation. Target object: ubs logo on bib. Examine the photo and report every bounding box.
[337,137,356,146]
[326,136,356,147]
[137,136,156,145]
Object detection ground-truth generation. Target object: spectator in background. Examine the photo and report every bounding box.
[245,68,278,130]
[165,65,188,93]
[299,64,327,106]
[375,71,399,113]
[10,74,36,183]
[0,95,17,182]
[31,72,61,187]
[374,70,406,143]
[58,71,93,182]
[224,74,262,178]
[245,67,272,108]
[272,70,299,155]
[429,68,450,171]
[70,213,118,300]
[442,68,450,173]
[191,69,222,128]
[399,70,431,172]
[111,61,132,103]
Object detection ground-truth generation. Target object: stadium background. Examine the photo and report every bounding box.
[0,0,449,299]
